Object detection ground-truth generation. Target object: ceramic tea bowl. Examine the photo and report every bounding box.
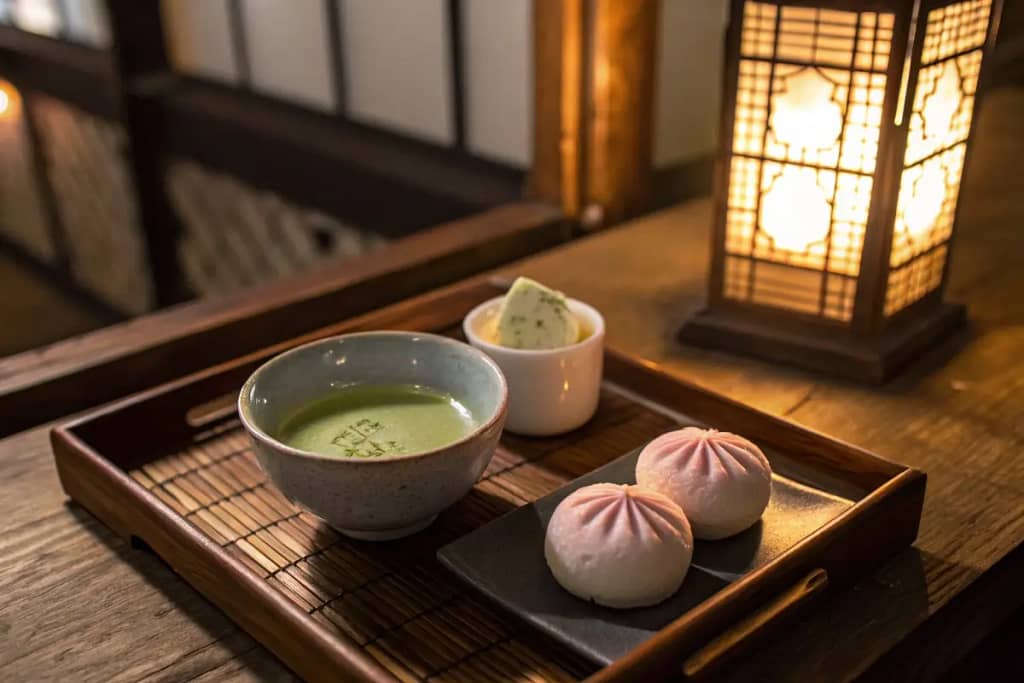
[238,332,507,541]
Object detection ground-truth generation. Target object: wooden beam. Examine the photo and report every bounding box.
[529,0,585,218]
[586,0,658,225]
[105,0,187,306]
[530,0,659,226]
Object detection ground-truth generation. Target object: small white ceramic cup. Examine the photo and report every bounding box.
[463,296,605,436]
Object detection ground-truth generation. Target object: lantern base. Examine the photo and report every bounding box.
[677,303,966,383]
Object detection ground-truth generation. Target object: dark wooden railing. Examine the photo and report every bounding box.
[0,201,566,437]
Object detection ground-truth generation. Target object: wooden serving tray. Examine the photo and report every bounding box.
[51,279,925,682]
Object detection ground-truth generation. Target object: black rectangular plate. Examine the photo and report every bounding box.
[437,445,854,665]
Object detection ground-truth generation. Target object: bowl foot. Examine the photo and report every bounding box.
[337,514,438,541]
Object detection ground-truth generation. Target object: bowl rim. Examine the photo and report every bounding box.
[462,295,605,357]
[237,331,508,465]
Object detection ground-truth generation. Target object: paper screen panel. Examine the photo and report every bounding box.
[161,0,241,84]
[462,0,531,166]
[340,0,455,146]
[241,0,336,111]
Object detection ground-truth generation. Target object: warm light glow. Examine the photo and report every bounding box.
[557,0,584,218]
[770,68,843,151]
[902,162,946,239]
[921,62,962,139]
[718,0,995,324]
[760,167,831,252]
[0,79,20,121]
[886,0,991,315]
[724,3,894,321]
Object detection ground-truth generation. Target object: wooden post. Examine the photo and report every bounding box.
[104,0,186,306]
[529,0,658,226]
[587,0,658,226]
[529,0,586,219]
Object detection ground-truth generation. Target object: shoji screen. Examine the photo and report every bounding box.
[160,0,534,169]
[341,0,454,144]
[462,0,532,166]
[0,0,109,46]
[60,0,110,47]
[242,0,335,111]
[654,0,730,169]
[161,0,241,84]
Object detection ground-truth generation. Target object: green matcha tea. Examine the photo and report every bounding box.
[278,384,478,458]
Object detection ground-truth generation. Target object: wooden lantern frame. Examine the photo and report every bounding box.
[680,0,1004,382]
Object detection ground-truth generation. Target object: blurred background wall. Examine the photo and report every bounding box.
[0,0,727,318]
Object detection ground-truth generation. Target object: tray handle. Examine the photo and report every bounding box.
[682,568,829,680]
[185,392,239,428]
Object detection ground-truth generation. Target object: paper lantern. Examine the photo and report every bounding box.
[680,0,1003,381]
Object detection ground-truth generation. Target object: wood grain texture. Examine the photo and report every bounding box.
[0,201,565,437]
[586,0,657,225]
[0,427,291,683]
[1,85,1022,683]
[529,0,659,225]
[528,0,585,217]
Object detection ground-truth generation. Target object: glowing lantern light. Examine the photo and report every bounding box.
[769,68,844,152]
[680,0,1003,382]
[0,79,21,121]
[760,167,832,252]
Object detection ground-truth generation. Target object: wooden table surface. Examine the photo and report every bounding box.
[3,85,1024,682]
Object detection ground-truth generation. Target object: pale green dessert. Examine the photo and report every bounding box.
[278,384,478,458]
[496,277,580,349]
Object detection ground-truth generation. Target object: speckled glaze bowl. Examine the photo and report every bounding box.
[238,332,507,541]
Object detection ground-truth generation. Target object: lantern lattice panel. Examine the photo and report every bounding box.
[885,0,991,315]
[723,2,896,322]
[682,0,1000,382]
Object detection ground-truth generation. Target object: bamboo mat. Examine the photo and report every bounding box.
[128,388,676,681]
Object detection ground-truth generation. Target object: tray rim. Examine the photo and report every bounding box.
[50,277,927,683]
